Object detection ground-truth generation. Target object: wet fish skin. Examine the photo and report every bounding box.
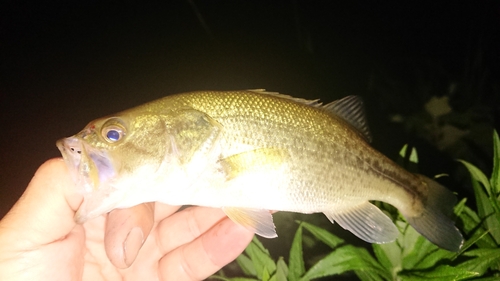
[57,90,463,251]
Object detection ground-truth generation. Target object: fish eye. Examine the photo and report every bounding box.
[101,125,126,143]
[100,118,127,143]
[106,128,121,142]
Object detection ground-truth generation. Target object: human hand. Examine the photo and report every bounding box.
[0,158,253,281]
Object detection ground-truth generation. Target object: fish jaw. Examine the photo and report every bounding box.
[57,136,122,222]
[57,136,94,192]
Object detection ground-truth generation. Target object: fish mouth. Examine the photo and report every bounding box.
[57,136,118,223]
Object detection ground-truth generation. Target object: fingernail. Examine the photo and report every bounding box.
[123,227,144,267]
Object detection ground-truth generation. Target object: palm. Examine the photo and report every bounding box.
[77,205,250,280]
[0,160,253,281]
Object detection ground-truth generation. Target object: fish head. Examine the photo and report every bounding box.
[57,110,172,223]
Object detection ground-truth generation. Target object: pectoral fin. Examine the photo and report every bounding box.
[219,148,290,180]
[223,207,277,238]
[324,201,399,243]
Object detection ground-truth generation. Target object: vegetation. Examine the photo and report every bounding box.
[211,131,500,281]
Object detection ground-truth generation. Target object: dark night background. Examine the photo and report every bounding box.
[1,0,499,275]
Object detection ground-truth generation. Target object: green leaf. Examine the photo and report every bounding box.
[455,227,492,257]
[354,270,387,281]
[398,144,418,163]
[453,198,467,217]
[409,146,419,163]
[491,130,500,196]
[300,221,345,249]
[287,224,305,281]
[399,144,408,158]
[300,245,390,281]
[403,237,440,270]
[459,204,481,232]
[413,248,455,270]
[245,237,276,279]
[275,257,288,281]
[459,205,497,248]
[372,242,401,275]
[210,277,258,281]
[262,267,270,281]
[208,276,231,281]
[458,160,491,197]
[472,176,500,244]
[458,248,500,275]
[396,220,421,258]
[398,144,420,172]
[237,254,257,276]
[398,265,479,281]
[395,220,439,270]
[224,277,260,281]
[470,277,500,281]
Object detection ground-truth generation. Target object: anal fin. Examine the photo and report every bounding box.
[324,201,398,243]
[223,207,277,238]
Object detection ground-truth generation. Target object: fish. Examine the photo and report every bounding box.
[57,90,463,251]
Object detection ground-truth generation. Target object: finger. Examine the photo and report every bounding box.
[104,202,155,268]
[154,203,182,222]
[155,207,227,255]
[0,158,82,246]
[158,217,253,281]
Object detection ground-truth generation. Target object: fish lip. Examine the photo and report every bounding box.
[56,136,117,223]
[57,136,86,189]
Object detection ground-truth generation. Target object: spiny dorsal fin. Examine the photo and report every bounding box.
[324,96,372,142]
[248,90,372,142]
[247,89,322,107]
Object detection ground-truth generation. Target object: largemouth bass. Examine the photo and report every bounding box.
[57,90,463,251]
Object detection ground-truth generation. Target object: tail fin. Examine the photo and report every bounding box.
[403,175,463,252]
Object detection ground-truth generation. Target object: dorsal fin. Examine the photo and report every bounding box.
[324,96,372,142]
[247,89,322,107]
[248,90,372,142]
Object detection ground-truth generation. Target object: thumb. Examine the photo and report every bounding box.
[0,158,83,246]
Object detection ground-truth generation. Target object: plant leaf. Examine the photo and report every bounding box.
[245,237,276,279]
[262,267,270,281]
[396,220,439,270]
[300,221,345,249]
[372,242,401,275]
[223,278,259,281]
[275,257,288,281]
[398,265,479,280]
[209,277,259,281]
[453,198,467,217]
[458,160,491,197]
[491,130,500,196]
[469,277,500,281]
[413,248,455,270]
[287,224,304,281]
[472,176,500,244]
[458,248,500,275]
[455,227,492,257]
[355,270,387,281]
[300,245,390,281]
[236,254,257,276]
[459,205,497,248]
